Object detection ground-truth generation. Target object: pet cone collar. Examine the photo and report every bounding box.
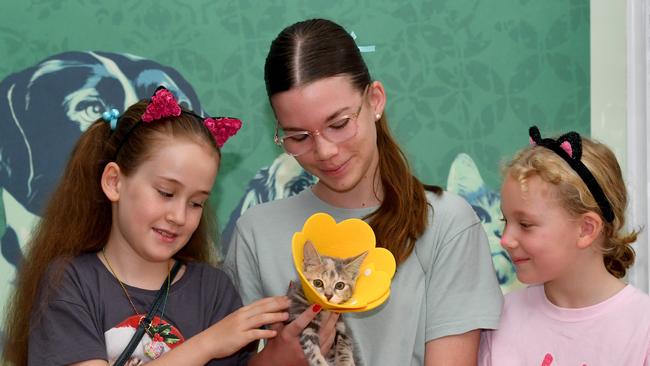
[292,212,396,312]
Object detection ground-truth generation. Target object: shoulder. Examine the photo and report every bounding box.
[491,286,537,330]
[37,253,104,307]
[620,285,650,309]
[427,190,478,221]
[44,253,101,286]
[237,191,313,224]
[424,190,481,239]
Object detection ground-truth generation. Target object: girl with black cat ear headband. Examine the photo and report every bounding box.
[479,126,650,365]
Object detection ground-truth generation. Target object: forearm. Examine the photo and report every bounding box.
[147,331,214,366]
[424,329,480,366]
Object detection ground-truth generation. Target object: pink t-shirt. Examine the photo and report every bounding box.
[479,284,650,366]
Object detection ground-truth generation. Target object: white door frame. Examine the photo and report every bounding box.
[626,0,649,293]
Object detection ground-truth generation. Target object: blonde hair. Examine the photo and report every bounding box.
[504,136,637,278]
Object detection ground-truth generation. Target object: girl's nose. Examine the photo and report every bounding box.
[166,202,186,226]
[313,134,338,160]
[499,231,517,249]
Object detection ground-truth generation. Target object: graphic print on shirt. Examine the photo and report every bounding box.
[105,315,185,365]
[540,353,587,366]
[541,353,553,366]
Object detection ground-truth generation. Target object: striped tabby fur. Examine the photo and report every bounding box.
[286,241,367,366]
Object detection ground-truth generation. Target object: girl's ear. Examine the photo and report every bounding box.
[101,162,122,202]
[577,211,604,249]
[368,80,386,120]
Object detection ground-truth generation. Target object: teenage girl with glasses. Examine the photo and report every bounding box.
[225,19,503,366]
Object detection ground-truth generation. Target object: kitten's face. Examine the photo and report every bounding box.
[302,241,367,304]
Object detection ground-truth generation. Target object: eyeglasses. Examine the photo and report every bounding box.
[274,87,368,157]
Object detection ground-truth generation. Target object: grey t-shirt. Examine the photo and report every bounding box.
[225,189,504,366]
[29,253,250,365]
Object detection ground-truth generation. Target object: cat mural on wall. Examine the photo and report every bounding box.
[222,152,521,294]
[0,51,204,304]
[446,153,522,293]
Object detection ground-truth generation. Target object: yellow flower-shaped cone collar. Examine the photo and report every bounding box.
[292,212,396,312]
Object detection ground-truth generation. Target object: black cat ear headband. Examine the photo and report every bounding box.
[528,125,614,223]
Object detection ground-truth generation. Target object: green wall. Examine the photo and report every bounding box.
[0,0,589,226]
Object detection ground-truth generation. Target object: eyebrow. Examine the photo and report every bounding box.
[158,176,211,196]
[279,106,353,132]
[505,209,539,220]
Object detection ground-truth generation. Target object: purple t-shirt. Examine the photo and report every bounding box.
[29,253,250,365]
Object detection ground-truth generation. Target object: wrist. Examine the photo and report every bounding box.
[192,328,219,360]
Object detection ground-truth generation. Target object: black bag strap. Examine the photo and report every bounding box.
[113,260,183,366]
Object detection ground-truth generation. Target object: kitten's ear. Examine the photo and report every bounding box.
[303,240,322,269]
[345,250,369,276]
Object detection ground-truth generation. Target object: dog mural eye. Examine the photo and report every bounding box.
[76,100,106,127]
[63,90,108,132]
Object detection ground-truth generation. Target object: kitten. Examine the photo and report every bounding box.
[287,241,367,366]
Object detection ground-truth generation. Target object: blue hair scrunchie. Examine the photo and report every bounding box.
[102,108,120,130]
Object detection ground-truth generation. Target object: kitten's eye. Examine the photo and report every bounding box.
[312,279,324,288]
[334,282,345,290]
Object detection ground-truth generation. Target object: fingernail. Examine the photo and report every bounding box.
[312,304,321,313]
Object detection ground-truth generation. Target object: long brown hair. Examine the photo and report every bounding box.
[504,137,637,278]
[264,18,441,266]
[3,99,220,366]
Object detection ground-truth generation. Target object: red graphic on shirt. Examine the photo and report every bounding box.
[105,315,185,365]
[540,353,588,366]
[541,353,553,366]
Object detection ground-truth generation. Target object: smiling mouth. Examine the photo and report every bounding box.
[321,159,349,175]
[512,258,530,265]
[154,228,178,242]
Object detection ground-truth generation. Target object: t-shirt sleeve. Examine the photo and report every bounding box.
[424,200,504,341]
[223,221,264,306]
[28,271,105,365]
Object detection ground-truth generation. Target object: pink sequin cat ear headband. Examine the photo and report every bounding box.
[141,86,242,148]
[528,125,614,223]
[103,86,242,150]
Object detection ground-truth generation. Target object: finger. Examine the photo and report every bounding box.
[246,328,279,341]
[284,304,321,336]
[244,296,291,316]
[319,311,339,354]
[321,311,339,330]
[247,311,290,329]
[320,327,336,355]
